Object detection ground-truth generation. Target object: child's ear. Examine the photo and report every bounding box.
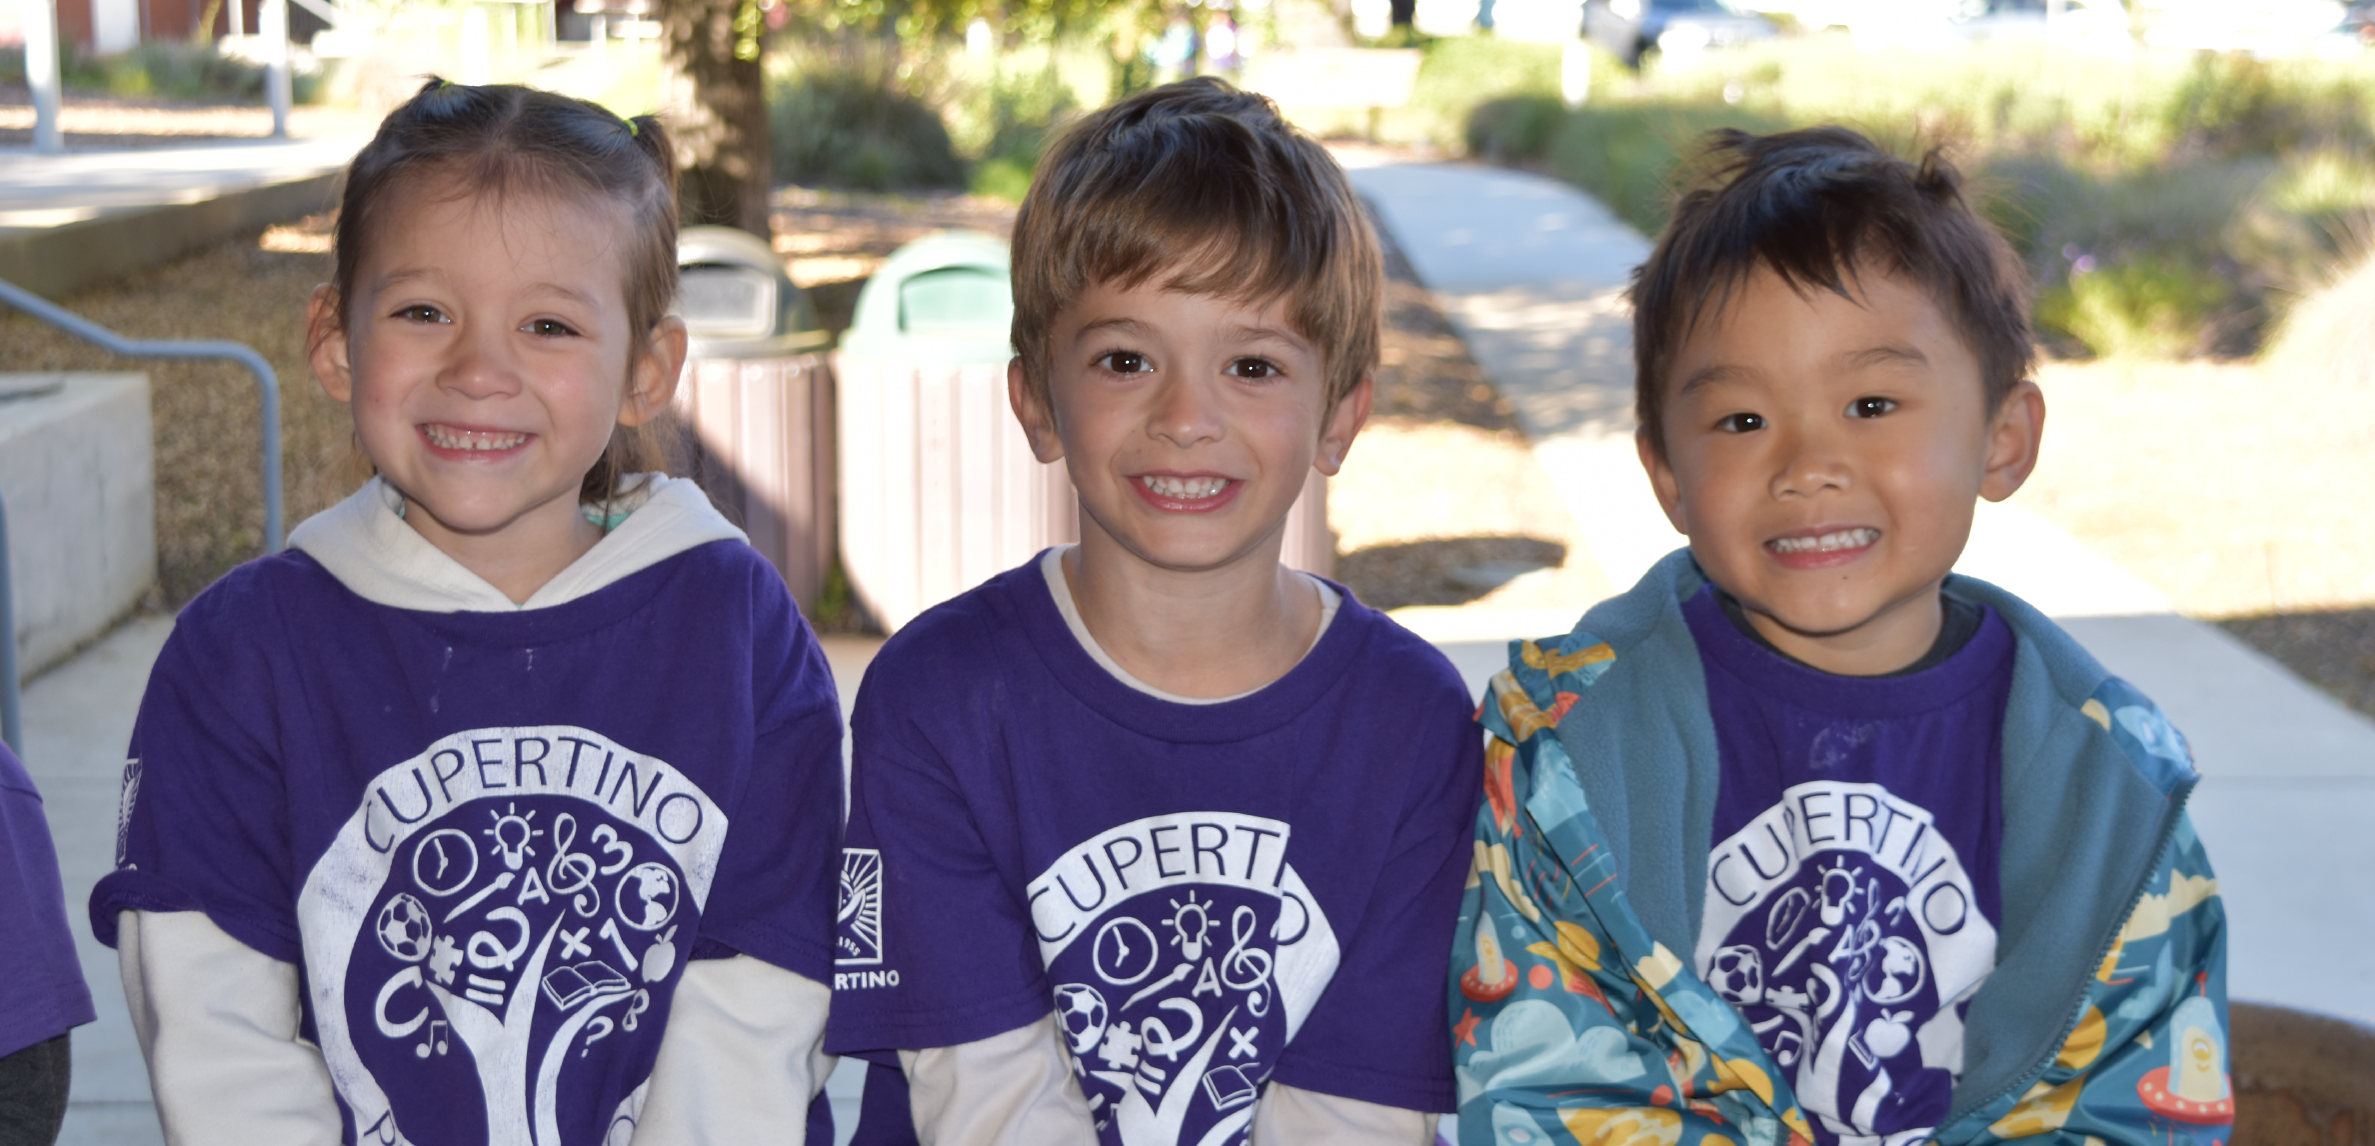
[619,316,688,428]
[1007,357,1065,464]
[1979,380,2046,503]
[307,285,354,403]
[1636,425,1689,535]
[1313,370,1374,477]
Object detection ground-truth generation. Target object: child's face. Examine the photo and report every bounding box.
[307,181,680,553]
[1010,281,1370,575]
[1640,264,2044,675]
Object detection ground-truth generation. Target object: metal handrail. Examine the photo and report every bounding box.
[0,277,283,552]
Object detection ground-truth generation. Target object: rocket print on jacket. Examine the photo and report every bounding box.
[298,726,728,1146]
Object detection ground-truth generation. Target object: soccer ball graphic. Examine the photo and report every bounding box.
[1709,944,1764,1006]
[376,894,435,963]
[1053,983,1109,1056]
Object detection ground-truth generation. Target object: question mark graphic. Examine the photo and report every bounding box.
[581,1016,615,1058]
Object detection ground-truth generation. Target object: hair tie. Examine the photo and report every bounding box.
[627,118,639,137]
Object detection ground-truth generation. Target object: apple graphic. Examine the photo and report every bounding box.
[643,925,679,984]
[1864,1010,1913,1060]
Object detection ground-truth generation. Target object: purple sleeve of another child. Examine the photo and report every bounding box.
[0,741,97,1059]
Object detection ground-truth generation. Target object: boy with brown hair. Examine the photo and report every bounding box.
[1449,127,2229,1146]
[827,77,1481,1146]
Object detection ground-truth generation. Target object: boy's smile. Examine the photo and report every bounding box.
[1640,265,2044,675]
[1012,281,1369,576]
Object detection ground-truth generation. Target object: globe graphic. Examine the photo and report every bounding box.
[1864,935,1927,1005]
[617,862,681,931]
[376,894,434,962]
[1053,983,1108,1056]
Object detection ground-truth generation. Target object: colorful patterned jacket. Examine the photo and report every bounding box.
[1449,551,2230,1146]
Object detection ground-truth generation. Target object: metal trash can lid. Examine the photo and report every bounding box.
[840,230,1014,367]
[676,225,830,359]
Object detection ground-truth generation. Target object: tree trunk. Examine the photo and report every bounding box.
[658,0,771,238]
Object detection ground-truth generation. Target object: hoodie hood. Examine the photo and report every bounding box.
[287,474,746,613]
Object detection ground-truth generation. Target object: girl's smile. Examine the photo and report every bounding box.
[307,178,682,602]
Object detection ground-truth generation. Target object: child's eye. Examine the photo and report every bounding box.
[394,305,449,324]
[1098,351,1149,375]
[1847,397,1898,418]
[1227,357,1280,380]
[524,318,580,338]
[1715,412,1765,433]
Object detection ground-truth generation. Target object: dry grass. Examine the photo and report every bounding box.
[0,212,354,605]
[2012,356,2375,716]
[2019,358,2375,618]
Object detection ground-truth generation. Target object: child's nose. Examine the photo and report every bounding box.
[1147,377,1224,447]
[439,328,522,399]
[1771,430,1852,497]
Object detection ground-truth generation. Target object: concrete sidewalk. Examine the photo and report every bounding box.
[1347,157,2375,1021]
[0,136,361,298]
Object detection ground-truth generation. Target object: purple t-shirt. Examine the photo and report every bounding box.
[826,558,1480,1145]
[90,543,843,1146]
[0,740,95,1059]
[1684,587,2009,1146]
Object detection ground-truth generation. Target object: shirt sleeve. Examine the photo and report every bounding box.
[824,672,1053,1054]
[688,585,846,982]
[0,743,95,1058]
[1271,675,1483,1114]
[90,591,304,962]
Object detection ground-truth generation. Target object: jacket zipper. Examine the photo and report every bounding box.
[1942,774,2200,1132]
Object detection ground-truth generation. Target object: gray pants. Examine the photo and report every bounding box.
[0,1034,69,1146]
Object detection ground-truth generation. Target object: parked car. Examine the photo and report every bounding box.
[1584,0,1777,67]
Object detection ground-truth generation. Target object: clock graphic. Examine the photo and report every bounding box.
[1091,916,1159,986]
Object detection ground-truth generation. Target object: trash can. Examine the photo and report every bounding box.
[835,231,1067,634]
[673,225,837,615]
[836,230,1334,635]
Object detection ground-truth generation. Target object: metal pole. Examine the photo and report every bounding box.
[0,487,19,757]
[25,0,65,154]
[0,278,284,553]
[262,0,291,137]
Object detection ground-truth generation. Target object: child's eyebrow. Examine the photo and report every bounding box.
[1221,323,1310,352]
[367,271,599,309]
[1839,343,1930,371]
[1071,316,1154,345]
[1676,363,1754,399]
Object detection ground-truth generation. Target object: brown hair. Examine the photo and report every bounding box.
[329,78,681,505]
[1632,126,2034,457]
[1010,77,1382,413]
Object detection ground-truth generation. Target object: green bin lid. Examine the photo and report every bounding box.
[676,225,829,358]
[841,230,1014,366]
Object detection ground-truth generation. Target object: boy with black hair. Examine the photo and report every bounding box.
[827,77,1480,1146]
[1450,127,2229,1146]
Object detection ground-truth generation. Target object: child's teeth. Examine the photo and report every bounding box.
[1140,475,1230,499]
[1772,528,1880,554]
[426,425,527,451]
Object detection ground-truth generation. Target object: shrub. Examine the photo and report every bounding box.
[943,56,1079,201]
[2036,254,2234,359]
[1459,33,2375,358]
[1543,100,1784,234]
[1384,35,1565,148]
[768,44,966,192]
